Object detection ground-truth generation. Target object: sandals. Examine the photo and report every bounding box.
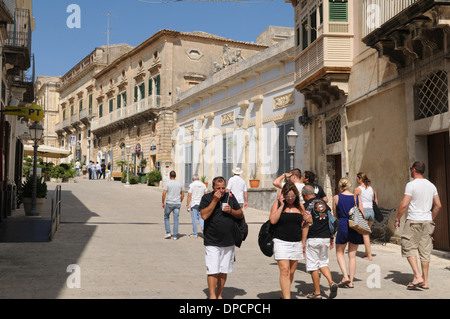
[329,282,339,299]
[406,282,425,290]
[306,293,322,299]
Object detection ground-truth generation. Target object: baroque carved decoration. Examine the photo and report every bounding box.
[273,92,295,110]
[221,111,234,126]
[213,44,244,73]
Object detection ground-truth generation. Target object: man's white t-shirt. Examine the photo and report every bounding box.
[404,178,438,221]
[188,180,207,208]
[226,175,247,204]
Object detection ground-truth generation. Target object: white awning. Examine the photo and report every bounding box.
[24,145,72,159]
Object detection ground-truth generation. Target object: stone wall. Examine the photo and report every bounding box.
[247,187,278,213]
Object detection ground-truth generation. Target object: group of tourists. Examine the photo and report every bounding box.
[161,161,442,299]
[85,160,111,180]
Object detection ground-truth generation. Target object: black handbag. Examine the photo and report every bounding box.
[373,197,383,223]
[258,220,276,257]
[233,217,248,248]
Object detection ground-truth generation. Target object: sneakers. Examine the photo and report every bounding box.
[189,234,198,238]
[173,235,178,241]
[164,233,171,239]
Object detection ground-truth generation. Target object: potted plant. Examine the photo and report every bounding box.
[147,170,162,186]
[18,176,48,216]
[201,176,208,188]
[49,165,65,183]
[249,171,260,188]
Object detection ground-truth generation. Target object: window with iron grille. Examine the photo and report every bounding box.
[326,114,341,145]
[416,71,449,120]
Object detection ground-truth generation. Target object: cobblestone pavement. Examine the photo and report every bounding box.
[0,177,449,300]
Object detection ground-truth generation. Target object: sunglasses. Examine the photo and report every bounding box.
[285,195,296,199]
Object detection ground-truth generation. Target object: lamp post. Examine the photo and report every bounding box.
[286,126,298,171]
[126,145,131,185]
[29,121,44,216]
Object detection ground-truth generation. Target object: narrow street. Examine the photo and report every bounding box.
[0,177,449,300]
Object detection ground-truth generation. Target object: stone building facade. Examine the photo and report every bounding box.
[55,44,134,165]
[88,29,267,180]
[172,27,303,202]
[35,75,60,156]
[287,0,449,249]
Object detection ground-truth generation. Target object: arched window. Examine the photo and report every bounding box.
[120,143,125,161]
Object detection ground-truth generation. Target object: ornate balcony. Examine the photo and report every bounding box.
[91,95,164,135]
[362,0,450,69]
[4,8,32,72]
[289,0,354,111]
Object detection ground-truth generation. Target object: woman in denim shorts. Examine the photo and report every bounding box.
[354,172,378,260]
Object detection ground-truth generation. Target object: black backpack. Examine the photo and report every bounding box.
[258,220,276,257]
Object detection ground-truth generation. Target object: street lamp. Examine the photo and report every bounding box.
[126,145,131,185]
[235,114,244,128]
[29,121,44,216]
[286,127,298,171]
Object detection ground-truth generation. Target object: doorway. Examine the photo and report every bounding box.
[428,132,450,251]
[327,154,342,196]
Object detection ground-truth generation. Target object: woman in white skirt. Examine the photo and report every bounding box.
[269,181,312,299]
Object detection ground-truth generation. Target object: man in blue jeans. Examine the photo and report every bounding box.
[162,171,184,240]
[186,174,207,238]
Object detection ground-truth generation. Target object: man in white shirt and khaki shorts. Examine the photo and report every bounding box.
[396,161,441,290]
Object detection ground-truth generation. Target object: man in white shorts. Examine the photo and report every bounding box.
[302,185,338,299]
[199,176,244,299]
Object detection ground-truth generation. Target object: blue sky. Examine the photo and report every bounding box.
[33,0,294,77]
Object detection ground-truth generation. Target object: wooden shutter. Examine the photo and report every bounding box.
[99,104,103,118]
[117,94,121,109]
[329,0,348,22]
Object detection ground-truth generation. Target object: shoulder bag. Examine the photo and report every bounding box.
[373,193,384,222]
[348,194,372,235]
[258,220,276,257]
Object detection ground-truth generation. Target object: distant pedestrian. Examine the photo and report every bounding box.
[88,161,93,180]
[75,160,81,176]
[302,185,338,299]
[101,160,106,179]
[396,161,441,290]
[269,181,312,299]
[226,167,248,209]
[199,176,244,299]
[107,162,112,181]
[162,171,184,240]
[354,172,377,260]
[96,162,101,179]
[302,170,328,203]
[186,174,207,238]
[333,177,365,289]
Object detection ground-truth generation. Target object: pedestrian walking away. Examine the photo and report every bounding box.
[226,167,248,209]
[302,185,338,299]
[269,181,312,299]
[396,161,441,290]
[333,177,365,289]
[162,171,184,240]
[302,170,328,203]
[75,160,81,177]
[354,172,378,260]
[199,176,244,299]
[186,174,207,238]
[96,162,101,179]
[101,160,106,179]
[273,168,306,207]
